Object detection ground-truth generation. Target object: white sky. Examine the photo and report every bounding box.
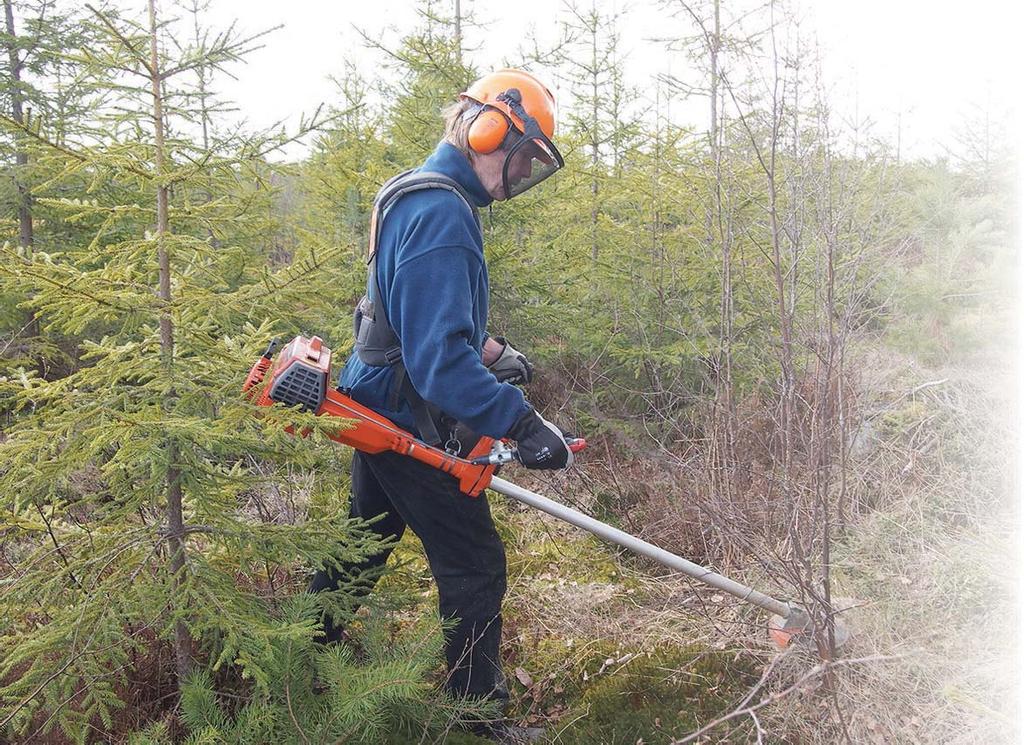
[195,0,1021,161]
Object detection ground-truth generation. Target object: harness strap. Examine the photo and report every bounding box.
[386,362,446,447]
[353,170,480,446]
[368,170,481,264]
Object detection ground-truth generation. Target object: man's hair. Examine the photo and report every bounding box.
[442,97,478,158]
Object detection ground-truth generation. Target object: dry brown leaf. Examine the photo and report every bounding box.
[514,666,533,687]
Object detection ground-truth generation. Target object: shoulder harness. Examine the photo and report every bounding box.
[352,169,481,446]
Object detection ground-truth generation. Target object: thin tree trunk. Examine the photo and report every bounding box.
[593,21,598,261]
[188,0,220,248]
[3,0,41,374]
[766,2,796,553]
[709,0,719,146]
[590,7,599,262]
[454,0,462,65]
[820,104,846,659]
[709,0,736,496]
[3,0,31,251]
[788,45,802,348]
[148,0,192,683]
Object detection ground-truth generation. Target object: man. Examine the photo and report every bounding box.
[310,69,573,740]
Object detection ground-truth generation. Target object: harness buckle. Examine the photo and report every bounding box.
[444,431,462,456]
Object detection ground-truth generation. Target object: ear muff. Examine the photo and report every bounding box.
[467,106,512,154]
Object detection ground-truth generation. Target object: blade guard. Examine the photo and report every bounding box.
[244,335,499,497]
[768,605,851,650]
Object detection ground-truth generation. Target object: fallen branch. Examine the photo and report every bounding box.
[670,654,902,744]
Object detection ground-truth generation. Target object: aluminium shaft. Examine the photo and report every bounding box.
[489,476,793,619]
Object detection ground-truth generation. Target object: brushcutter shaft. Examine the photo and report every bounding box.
[489,476,794,619]
[243,336,826,644]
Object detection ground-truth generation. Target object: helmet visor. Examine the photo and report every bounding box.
[501,132,564,199]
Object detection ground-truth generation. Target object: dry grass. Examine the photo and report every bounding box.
[487,314,1019,743]
[795,338,1021,745]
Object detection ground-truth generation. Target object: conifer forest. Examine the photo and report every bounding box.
[0,0,1018,742]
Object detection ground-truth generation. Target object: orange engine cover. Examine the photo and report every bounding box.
[243,335,497,496]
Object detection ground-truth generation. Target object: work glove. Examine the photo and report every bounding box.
[507,407,574,470]
[487,337,534,385]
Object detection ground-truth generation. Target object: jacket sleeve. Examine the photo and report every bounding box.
[388,244,530,439]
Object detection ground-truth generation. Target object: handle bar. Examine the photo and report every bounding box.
[471,437,587,466]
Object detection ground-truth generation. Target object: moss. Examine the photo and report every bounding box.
[550,645,760,744]
[501,516,624,586]
[877,399,931,440]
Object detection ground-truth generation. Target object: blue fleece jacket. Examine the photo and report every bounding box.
[338,142,531,439]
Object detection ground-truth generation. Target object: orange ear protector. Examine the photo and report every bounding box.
[461,85,565,199]
[465,103,515,154]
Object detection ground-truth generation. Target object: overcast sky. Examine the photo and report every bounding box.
[197,0,1020,161]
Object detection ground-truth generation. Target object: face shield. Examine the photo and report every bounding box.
[501,129,564,198]
[495,90,565,199]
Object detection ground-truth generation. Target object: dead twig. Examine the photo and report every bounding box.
[669,654,902,744]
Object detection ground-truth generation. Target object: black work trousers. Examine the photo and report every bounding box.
[309,449,508,702]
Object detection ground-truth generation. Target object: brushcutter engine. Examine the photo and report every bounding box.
[245,336,328,412]
[243,335,584,496]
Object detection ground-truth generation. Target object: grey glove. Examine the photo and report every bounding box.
[487,336,534,385]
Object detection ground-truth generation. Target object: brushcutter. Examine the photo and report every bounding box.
[243,335,848,650]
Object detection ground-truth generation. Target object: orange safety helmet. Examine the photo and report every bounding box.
[460,69,564,198]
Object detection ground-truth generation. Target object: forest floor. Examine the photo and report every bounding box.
[367,310,1019,743]
[5,337,1015,745]
[9,310,1014,745]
